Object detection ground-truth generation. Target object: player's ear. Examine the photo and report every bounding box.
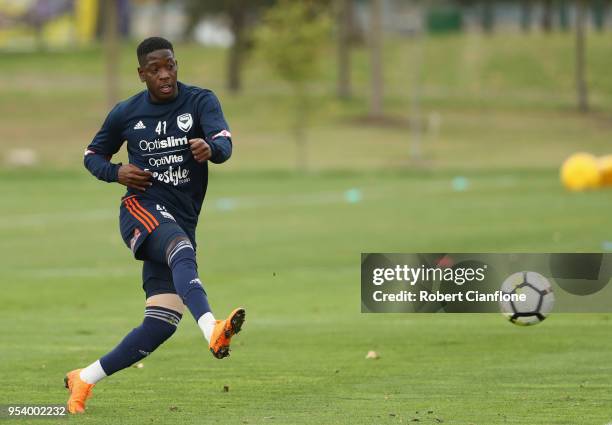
[137,67,145,83]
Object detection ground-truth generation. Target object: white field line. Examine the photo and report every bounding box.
[22,267,137,279]
[0,209,116,228]
[0,176,520,229]
[7,261,357,281]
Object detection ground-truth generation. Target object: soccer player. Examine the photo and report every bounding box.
[64,37,245,414]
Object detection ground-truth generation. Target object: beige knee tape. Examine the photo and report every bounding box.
[146,293,185,313]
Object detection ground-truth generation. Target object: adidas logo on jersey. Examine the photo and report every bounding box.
[134,120,146,130]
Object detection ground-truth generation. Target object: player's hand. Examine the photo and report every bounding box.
[117,164,153,191]
[189,138,212,163]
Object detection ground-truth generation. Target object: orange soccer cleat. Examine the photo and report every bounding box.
[64,369,94,414]
[209,307,246,359]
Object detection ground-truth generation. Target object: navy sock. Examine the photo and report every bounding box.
[99,306,181,376]
[166,240,212,322]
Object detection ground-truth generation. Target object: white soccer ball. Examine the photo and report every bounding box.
[499,271,554,326]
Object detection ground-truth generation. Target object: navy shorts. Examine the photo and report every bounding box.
[119,195,193,298]
[119,195,177,259]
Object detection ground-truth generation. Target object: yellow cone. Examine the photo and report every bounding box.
[560,153,600,191]
[598,155,612,187]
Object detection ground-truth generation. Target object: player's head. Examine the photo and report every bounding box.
[137,37,178,103]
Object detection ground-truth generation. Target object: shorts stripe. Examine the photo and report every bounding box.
[128,198,159,229]
[126,198,157,230]
[125,199,153,232]
[131,199,160,227]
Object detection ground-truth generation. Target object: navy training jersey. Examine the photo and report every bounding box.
[84,82,232,239]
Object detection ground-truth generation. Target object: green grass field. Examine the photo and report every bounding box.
[2,169,612,424]
[2,31,612,424]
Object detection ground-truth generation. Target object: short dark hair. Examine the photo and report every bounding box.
[137,37,174,65]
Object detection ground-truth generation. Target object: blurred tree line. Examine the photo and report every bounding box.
[450,0,610,34]
[444,0,606,112]
[181,0,333,170]
[184,0,275,93]
[101,0,611,109]
[99,0,609,167]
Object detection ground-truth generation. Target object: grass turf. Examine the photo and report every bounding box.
[3,30,612,424]
[1,169,612,424]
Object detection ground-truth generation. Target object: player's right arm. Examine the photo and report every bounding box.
[84,104,152,191]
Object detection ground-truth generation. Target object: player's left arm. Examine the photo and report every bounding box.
[190,92,232,164]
